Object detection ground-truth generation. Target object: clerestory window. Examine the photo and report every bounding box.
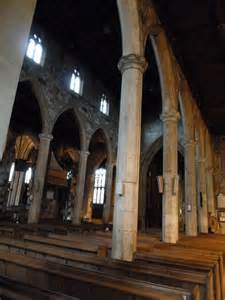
[26,34,43,65]
[70,69,82,95]
[24,167,32,184]
[93,168,106,205]
[100,94,109,115]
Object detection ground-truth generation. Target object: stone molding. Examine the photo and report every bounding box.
[118,54,148,74]
[160,111,180,123]
[197,158,206,163]
[39,133,53,141]
[79,150,90,158]
[184,139,196,147]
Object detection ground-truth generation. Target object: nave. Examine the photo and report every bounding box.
[0,223,224,300]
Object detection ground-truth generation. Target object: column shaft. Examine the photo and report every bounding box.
[103,164,114,224]
[205,133,216,215]
[161,113,179,243]
[14,171,25,206]
[196,129,208,233]
[184,140,198,236]
[112,54,147,261]
[28,133,52,223]
[72,151,89,224]
[0,0,36,159]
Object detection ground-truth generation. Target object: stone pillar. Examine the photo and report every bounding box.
[28,133,52,224]
[72,151,89,224]
[205,131,216,216]
[103,163,114,224]
[8,171,21,207]
[196,128,208,233]
[112,54,147,261]
[161,112,180,243]
[0,0,37,159]
[184,139,198,236]
[7,160,28,207]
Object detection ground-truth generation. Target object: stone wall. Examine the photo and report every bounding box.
[20,25,119,159]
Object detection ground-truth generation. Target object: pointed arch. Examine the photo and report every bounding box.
[117,0,143,56]
[52,106,87,152]
[19,78,50,133]
[139,136,184,228]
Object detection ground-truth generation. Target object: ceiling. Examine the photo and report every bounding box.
[10,81,42,135]
[32,0,225,135]
[154,0,225,134]
[32,0,122,99]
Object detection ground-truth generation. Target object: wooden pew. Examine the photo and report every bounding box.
[23,234,99,254]
[0,276,76,300]
[46,231,223,300]
[0,236,210,299]
[0,250,193,300]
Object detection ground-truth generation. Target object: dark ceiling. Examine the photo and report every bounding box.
[10,81,42,135]
[32,0,122,99]
[33,0,162,120]
[32,0,225,134]
[154,0,225,134]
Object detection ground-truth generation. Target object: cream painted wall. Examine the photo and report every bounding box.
[0,0,37,159]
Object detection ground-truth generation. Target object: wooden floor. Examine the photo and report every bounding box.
[0,223,224,299]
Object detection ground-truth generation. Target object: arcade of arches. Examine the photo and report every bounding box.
[1,1,225,298]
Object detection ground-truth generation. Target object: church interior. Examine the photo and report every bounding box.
[1,0,225,299]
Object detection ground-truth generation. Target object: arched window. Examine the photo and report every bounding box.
[100,94,109,115]
[26,34,43,64]
[24,167,32,184]
[93,168,106,205]
[70,69,82,95]
[8,162,15,183]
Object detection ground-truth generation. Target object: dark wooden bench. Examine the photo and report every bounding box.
[0,276,76,300]
[0,250,193,300]
[0,236,210,299]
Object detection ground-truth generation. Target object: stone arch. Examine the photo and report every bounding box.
[139,136,184,229]
[51,105,87,152]
[149,32,178,115]
[88,127,113,164]
[179,79,195,144]
[82,128,111,221]
[141,3,179,115]
[19,77,50,133]
[117,0,143,56]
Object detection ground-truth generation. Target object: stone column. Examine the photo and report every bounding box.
[28,133,52,224]
[161,112,180,243]
[112,54,147,261]
[72,151,89,224]
[184,139,198,236]
[0,0,37,159]
[196,128,208,233]
[14,171,25,206]
[205,131,216,216]
[7,171,20,207]
[7,160,28,207]
[103,163,114,224]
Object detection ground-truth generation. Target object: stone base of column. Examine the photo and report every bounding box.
[112,182,138,262]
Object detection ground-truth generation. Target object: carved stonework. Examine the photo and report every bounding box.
[139,0,160,40]
[118,54,148,74]
[160,111,180,123]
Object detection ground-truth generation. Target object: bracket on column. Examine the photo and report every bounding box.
[157,176,164,194]
[116,182,124,197]
[172,175,179,196]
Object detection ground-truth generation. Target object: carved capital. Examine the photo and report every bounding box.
[39,133,53,141]
[197,158,206,163]
[149,24,163,36]
[79,150,90,157]
[160,111,180,123]
[118,54,148,74]
[184,139,196,148]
